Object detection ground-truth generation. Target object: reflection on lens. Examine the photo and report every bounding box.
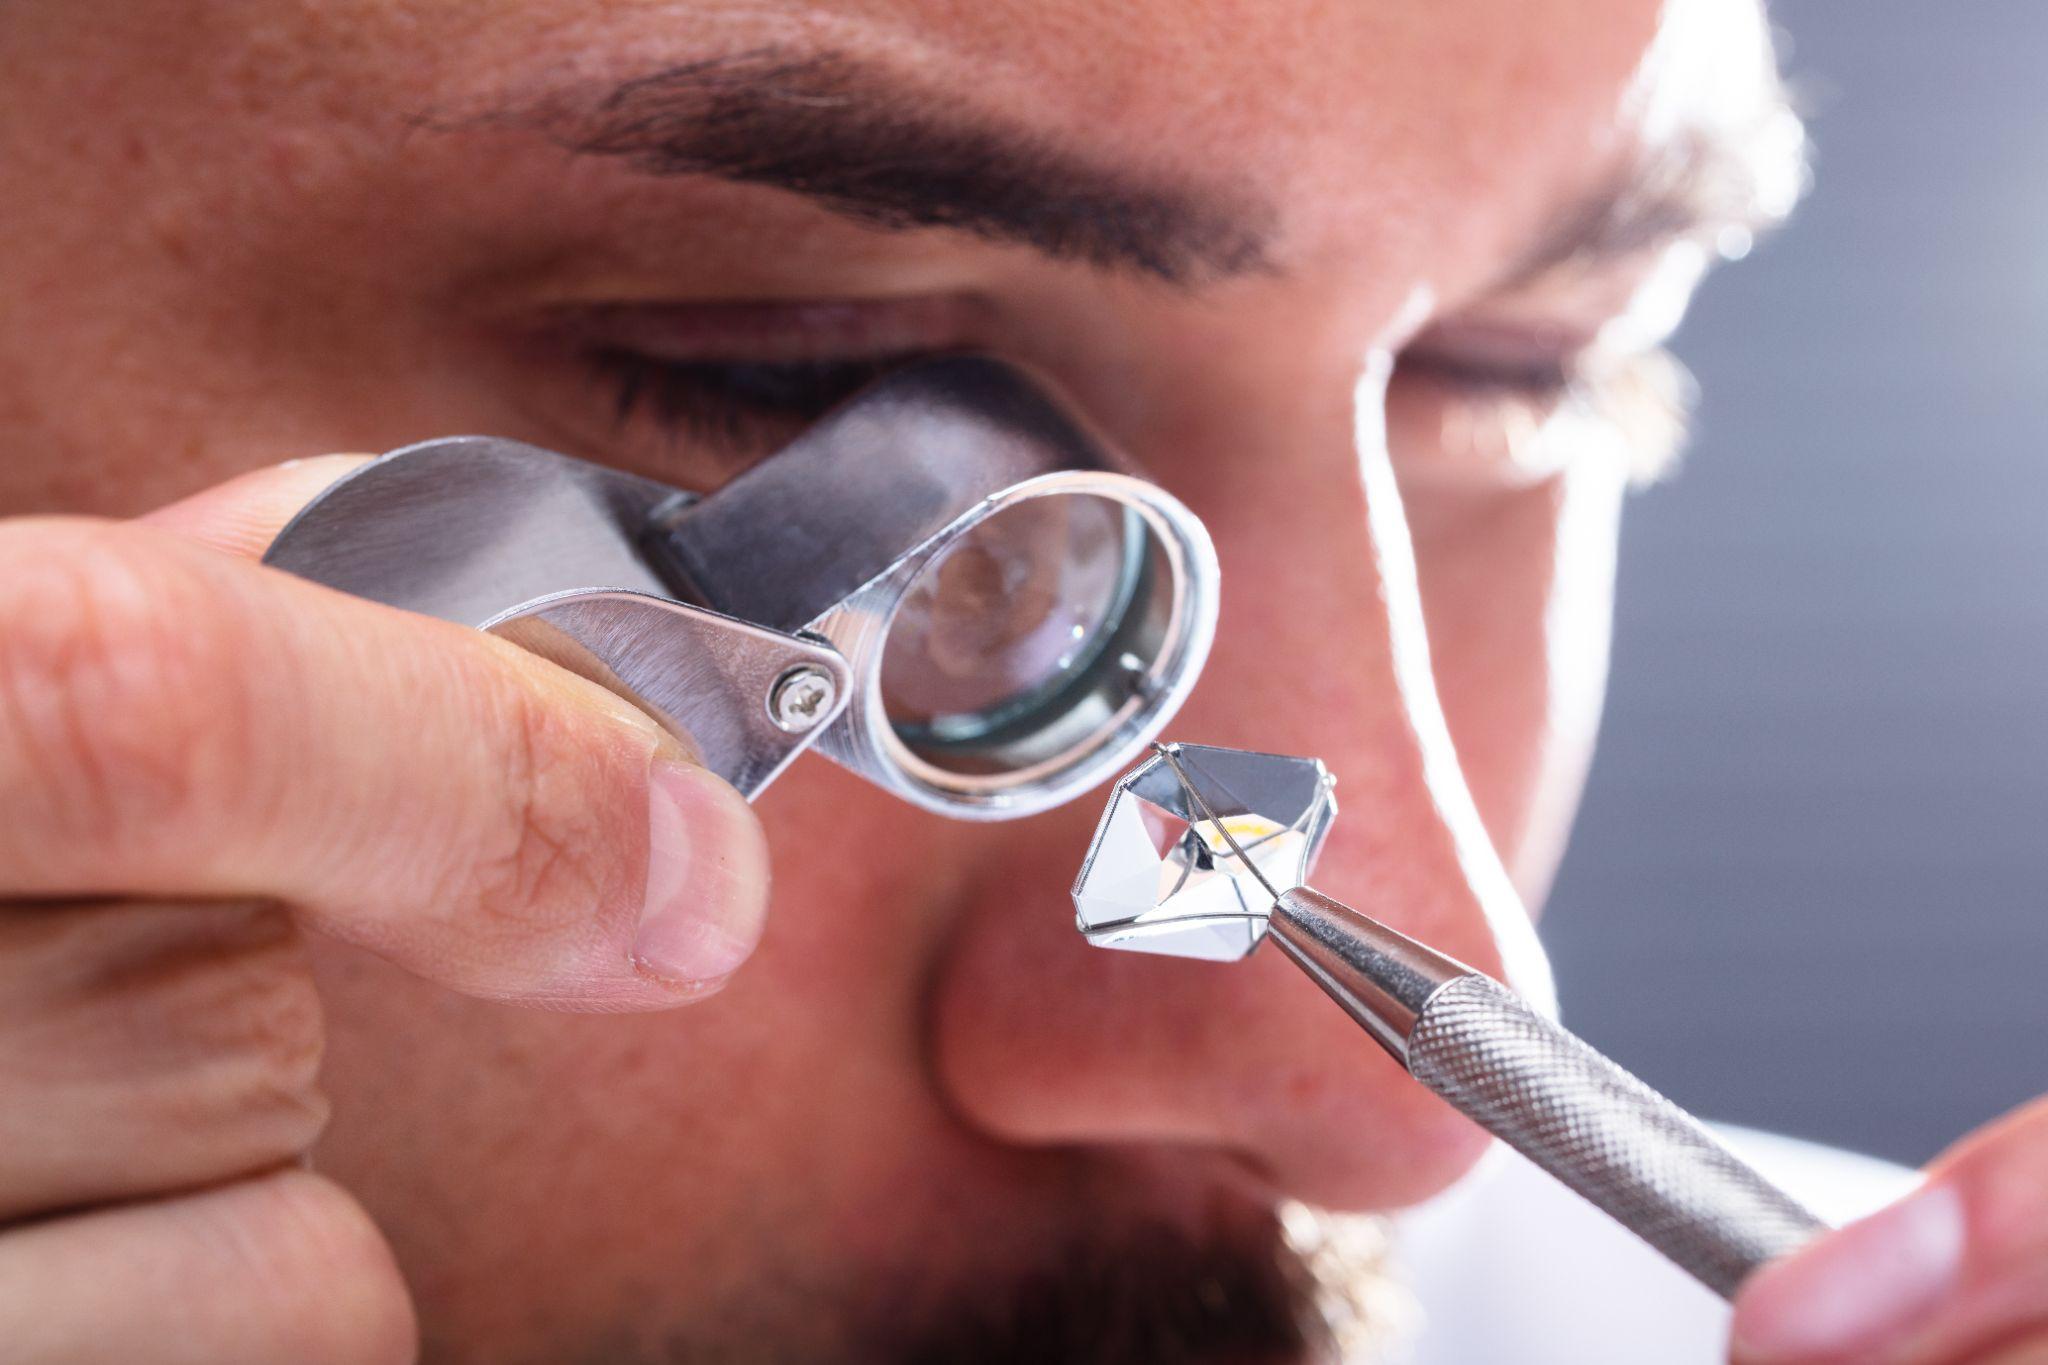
[881,496,1150,760]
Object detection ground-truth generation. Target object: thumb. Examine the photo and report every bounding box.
[1732,1095,2048,1365]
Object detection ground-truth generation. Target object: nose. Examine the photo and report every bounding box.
[926,359,1552,1212]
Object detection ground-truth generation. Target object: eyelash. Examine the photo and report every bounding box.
[1397,344,1695,481]
[1396,349,1577,398]
[589,347,932,455]
[592,347,1583,432]
[582,338,1690,481]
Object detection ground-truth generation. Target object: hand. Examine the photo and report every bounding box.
[0,458,770,1363]
[1732,1096,2048,1365]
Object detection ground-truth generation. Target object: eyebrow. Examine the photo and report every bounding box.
[483,49,1277,287]
[1500,94,1809,290]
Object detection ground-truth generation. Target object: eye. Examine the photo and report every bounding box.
[589,349,935,453]
[1397,343,1577,400]
[1392,330,1696,483]
[537,297,984,470]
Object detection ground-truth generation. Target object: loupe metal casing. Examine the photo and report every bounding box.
[264,357,1219,820]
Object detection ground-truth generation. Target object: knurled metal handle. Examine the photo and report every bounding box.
[1407,974,1828,1299]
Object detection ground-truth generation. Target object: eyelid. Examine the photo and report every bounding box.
[531,294,985,472]
[588,349,936,463]
[540,294,986,365]
[1395,334,1697,484]
[1397,319,1597,391]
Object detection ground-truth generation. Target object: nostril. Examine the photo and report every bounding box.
[929,874,1504,1212]
[927,705,1536,1211]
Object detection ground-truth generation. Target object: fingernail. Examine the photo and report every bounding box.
[634,761,769,988]
[1732,1181,1964,1363]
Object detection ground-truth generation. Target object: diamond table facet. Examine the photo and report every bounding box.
[1073,743,1337,961]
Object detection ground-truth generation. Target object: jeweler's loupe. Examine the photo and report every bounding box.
[264,357,1219,820]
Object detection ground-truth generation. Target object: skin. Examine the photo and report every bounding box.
[9,2,2031,1363]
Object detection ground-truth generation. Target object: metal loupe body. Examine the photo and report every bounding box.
[264,357,1219,819]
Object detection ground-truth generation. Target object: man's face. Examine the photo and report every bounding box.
[0,1,1795,1358]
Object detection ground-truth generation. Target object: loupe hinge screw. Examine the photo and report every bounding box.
[768,665,838,733]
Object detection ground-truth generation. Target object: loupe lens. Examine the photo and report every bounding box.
[879,494,1167,777]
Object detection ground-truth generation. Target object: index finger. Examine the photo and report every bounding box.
[0,512,770,1008]
[138,455,374,560]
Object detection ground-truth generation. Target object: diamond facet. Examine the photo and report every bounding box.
[1072,743,1337,961]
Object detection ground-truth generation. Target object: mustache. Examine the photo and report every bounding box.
[880,1222,1320,1365]
[873,1205,1401,1365]
[527,1205,1402,1365]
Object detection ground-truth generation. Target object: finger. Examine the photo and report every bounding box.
[0,899,328,1222]
[0,517,769,1007]
[1731,1095,2048,1365]
[139,455,372,560]
[0,1168,416,1365]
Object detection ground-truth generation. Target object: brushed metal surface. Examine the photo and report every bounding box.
[263,359,1218,817]
[263,437,842,800]
[263,435,680,622]
[490,592,852,798]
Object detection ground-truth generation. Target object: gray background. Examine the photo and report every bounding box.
[1544,3,2048,1166]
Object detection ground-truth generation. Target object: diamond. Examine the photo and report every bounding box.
[1072,743,1337,961]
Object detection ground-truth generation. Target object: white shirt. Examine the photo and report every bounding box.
[1394,1127,1917,1364]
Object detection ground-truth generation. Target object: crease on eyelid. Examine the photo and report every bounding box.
[537,294,987,364]
[588,348,939,467]
[1399,342,1697,487]
[516,295,982,475]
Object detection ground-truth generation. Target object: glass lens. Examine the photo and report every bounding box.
[881,495,1146,754]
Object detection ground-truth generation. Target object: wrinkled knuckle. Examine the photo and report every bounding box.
[0,524,258,853]
[83,903,333,1159]
[184,910,331,1144]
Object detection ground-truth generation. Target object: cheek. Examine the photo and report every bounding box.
[1402,462,1625,904]
[301,766,996,1344]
